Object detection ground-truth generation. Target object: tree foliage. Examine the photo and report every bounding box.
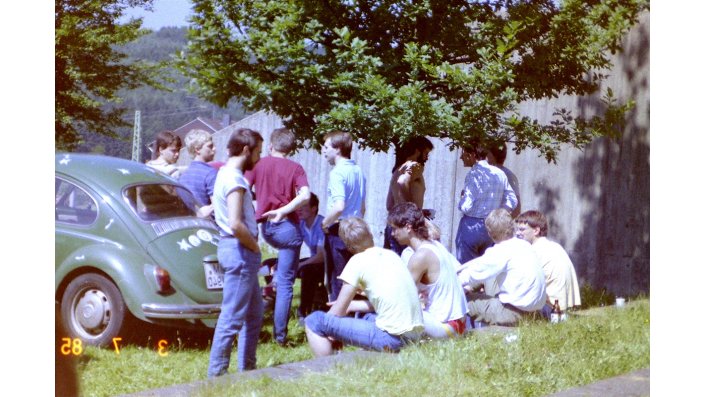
[55,0,157,151]
[180,0,648,161]
[76,27,251,159]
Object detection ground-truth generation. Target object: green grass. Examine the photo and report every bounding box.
[72,290,649,397]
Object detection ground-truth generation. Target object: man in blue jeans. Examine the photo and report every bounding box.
[246,128,310,346]
[304,217,423,356]
[320,131,366,301]
[208,128,263,377]
[455,142,517,264]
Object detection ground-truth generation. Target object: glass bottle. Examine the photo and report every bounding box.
[550,299,561,324]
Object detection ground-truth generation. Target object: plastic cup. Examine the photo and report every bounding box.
[615,297,626,307]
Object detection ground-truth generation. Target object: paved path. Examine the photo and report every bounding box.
[118,350,382,397]
[546,368,649,397]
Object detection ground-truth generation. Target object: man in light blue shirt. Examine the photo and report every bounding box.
[456,143,517,264]
[320,131,366,300]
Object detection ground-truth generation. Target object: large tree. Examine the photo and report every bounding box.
[55,0,157,151]
[181,0,647,161]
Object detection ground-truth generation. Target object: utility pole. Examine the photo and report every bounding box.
[131,110,141,162]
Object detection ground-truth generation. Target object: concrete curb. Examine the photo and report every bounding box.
[118,350,383,397]
[546,368,650,397]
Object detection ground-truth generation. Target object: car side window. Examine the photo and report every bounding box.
[55,178,98,225]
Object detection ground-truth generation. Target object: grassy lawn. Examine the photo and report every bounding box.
[71,288,649,397]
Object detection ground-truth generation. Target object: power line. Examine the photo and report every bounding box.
[140,108,209,118]
[120,106,210,121]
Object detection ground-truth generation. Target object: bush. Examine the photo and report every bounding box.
[579,283,616,309]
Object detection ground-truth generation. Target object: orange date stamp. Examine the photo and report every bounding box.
[59,337,170,356]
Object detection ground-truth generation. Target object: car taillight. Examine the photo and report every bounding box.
[154,267,171,293]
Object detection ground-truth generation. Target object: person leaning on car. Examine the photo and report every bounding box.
[207,128,264,378]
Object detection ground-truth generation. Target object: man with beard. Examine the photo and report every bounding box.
[207,128,264,377]
[384,137,434,255]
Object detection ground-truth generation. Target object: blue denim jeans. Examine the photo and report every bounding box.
[305,311,415,352]
[207,238,263,377]
[323,223,353,301]
[455,215,494,264]
[262,219,303,344]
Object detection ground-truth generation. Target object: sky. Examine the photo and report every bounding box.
[125,0,193,30]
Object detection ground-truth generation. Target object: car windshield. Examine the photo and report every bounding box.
[124,184,198,221]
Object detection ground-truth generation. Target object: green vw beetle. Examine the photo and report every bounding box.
[55,153,225,346]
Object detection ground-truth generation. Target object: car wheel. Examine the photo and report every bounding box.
[60,273,128,347]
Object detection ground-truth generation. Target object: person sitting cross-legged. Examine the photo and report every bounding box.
[388,202,469,339]
[304,217,424,357]
[457,208,546,327]
[515,210,581,317]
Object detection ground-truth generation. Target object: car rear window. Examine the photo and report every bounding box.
[124,184,199,221]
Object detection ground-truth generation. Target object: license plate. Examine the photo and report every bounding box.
[203,262,224,290]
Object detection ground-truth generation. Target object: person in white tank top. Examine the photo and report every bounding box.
[389,203,469,338]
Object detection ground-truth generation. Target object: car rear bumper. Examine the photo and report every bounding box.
[141,303,221,319]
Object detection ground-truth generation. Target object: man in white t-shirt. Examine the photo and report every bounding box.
[304,217,423,357]
[515,210,581,316]
[457,208,546,326]
[208,128,264,377]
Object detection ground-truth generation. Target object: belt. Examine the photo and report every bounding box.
[503,302,531,314]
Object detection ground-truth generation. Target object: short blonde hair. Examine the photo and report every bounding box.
[184,129,212,157]
[339,217,374,254]
[484,208,514,242]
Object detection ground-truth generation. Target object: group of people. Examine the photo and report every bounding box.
[145,127,581,378]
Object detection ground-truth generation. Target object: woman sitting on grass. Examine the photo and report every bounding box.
[304,217,424,356]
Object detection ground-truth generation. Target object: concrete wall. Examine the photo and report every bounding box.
[201,12,649,296]
[507,12,650,296]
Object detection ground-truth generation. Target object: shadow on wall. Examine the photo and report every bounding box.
[531,182,567,244]
[571,15,650,296]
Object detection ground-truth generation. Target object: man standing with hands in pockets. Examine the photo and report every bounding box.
[207,128,264,378]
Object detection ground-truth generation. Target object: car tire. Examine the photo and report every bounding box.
[60,273,128,347]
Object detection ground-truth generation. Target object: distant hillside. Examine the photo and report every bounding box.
[78,26,250,159]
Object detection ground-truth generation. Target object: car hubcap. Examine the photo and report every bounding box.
[74,288,111,335]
